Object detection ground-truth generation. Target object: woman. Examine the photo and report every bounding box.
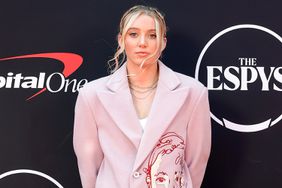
[73,5,211,188]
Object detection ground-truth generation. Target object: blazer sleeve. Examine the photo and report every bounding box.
[185,87,211,188]
[73,89,104,188]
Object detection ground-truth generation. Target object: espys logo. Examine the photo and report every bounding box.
[0,52,87,100]
[195,24,282,132]
[0,169,63,187]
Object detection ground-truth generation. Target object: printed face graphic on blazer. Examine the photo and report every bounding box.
[143,132,186,188]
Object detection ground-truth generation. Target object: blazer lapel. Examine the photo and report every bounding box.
[96,63,143,149]
[133,61,189,170]
[96,61,189,170]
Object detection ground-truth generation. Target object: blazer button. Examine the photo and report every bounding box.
[133,171,141,178]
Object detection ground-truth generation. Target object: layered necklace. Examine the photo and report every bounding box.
[128,77,158,100]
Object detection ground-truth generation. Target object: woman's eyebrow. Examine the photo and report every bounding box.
[128,27,140,30]
[128,27,156,32]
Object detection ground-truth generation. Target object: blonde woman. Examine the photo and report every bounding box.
[73,5,211,188]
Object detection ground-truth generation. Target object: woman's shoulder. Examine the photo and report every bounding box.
[174,71,206,91]
[78,74,111,95]
[159,61,206,92]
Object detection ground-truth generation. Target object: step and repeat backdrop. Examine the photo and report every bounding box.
[0,0,281,187]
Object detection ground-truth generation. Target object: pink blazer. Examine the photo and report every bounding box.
[73,61,211,188]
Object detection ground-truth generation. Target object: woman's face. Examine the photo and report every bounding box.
[121,14,166,67]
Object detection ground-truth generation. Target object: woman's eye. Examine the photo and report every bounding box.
[149,33,157,39]
[129,32,138,37]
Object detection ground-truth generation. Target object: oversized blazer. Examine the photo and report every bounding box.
[73,61,211,188]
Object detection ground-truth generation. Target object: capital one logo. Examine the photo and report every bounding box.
[0,52,87,100]
[195,24,282,132]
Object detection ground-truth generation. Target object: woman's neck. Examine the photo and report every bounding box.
[126,61,159,87]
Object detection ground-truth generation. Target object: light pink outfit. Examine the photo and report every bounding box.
[73,61,211,188]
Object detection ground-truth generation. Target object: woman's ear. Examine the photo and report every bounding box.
[161,37,167,51]
[118,34,122,47]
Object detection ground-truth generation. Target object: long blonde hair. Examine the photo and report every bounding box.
[108,5,167,74]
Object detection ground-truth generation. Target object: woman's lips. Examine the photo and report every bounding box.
[136,52,149,56]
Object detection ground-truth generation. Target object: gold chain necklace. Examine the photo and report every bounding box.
[130,86,157,100]
[129,80,158,93]
[129,79,158,100]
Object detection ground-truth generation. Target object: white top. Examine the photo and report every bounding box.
[139,117,148,131]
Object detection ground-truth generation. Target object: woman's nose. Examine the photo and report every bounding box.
[138,35,147,47]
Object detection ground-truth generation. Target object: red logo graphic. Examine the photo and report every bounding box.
[0,53,83,100]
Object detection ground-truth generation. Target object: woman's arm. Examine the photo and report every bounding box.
[185,88,211,188]
[73,89,104,188]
